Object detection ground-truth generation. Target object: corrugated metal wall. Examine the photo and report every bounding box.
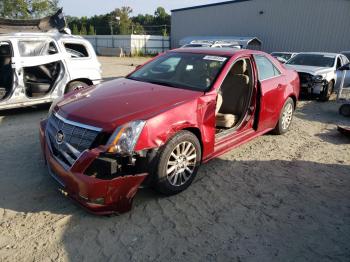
[171,0,350,52]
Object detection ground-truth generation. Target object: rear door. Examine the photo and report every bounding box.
[60,40,101,83]
[253,55,286,131]
[13,38,65,97]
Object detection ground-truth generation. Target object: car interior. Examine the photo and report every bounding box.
[215,58,254,133]
[21,41,63,98]
[0,42,13,100]
[23,61,62,98]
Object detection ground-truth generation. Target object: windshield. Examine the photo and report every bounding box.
[287,54,335,67]
[128,52,228,91]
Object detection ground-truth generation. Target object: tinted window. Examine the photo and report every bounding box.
[128,52,228,91]
[287,54,335,67]
[64,43,89,58]
[254,55,280,81]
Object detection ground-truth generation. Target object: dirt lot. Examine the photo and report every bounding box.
[0,57,349,262]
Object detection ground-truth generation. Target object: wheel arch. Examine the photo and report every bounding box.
[288,94,297,109]
[67,78,94,87]
[182,127,203,153]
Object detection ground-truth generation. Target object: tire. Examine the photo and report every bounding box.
[65,81,90,94]
[319,81,334,102]
[272,98,295,135]
[153,131,202,196]
[339,104,350,117]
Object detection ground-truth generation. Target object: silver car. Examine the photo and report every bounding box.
[285,52,349,101]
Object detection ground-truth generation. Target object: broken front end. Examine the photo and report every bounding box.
[298,72,328,96]
[39,112,152,215]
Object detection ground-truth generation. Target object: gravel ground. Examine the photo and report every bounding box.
[0,57,349,262]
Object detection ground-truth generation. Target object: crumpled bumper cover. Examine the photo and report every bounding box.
[39,120,148,215]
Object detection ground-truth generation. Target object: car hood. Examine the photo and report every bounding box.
[284,64,333,75]
[56,78,203,132]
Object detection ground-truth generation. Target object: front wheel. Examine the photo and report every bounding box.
[319,81,334,102]
[272,98,295,135]
[153,131,202,195]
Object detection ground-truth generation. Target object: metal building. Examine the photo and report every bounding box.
[171,0,350,52]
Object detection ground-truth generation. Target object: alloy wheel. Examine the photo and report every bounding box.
[281,103,293,130]
[166,141,197,187]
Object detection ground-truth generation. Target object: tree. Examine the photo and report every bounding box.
[154,7,170,26]
[114,6,133,35]
[132,23,145,35]
[88,25,96,35]
[80,25,87,35]
[72,24,79,35]
[66,5,171,36]
[0,0,59,19]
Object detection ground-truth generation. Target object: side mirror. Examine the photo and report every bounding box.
[338,63,350,71]
[135,64,142,70]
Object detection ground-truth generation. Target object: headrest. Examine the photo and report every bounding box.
[231,60,247,75]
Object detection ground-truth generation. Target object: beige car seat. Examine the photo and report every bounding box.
[216,60,250,128]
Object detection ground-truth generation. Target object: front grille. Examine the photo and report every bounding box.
[46,113,101,167]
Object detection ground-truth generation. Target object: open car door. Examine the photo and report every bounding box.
[12,39,68,98]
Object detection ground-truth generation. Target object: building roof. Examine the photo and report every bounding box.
[171,0,252,13]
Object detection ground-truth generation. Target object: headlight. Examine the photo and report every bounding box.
[106,121,145,155]
[312,75,324,82]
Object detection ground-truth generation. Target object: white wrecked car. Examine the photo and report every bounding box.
[0,10,102,110]
[285,52,349,101]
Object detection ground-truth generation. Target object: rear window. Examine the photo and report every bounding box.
[64,43,89,58]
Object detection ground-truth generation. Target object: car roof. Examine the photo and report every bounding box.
[296,52,339,56]
[0,32,84,41]
[170,47,263,57]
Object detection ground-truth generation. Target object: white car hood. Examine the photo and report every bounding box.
[285,64,333,76]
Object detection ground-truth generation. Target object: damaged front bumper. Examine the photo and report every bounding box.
[39,120,148,215]
[298,73,328,96]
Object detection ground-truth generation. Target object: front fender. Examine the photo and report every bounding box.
[134,94,216,160]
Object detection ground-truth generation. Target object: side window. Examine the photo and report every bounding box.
[336,57,342,68]
[64,43,89,58]
[18,40,58,57]
[254,55,281,81]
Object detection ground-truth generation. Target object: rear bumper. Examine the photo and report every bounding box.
[39,120,148,215]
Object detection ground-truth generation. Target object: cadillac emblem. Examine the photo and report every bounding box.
[56,130,65,144]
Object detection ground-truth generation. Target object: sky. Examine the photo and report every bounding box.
[59,0,225,17]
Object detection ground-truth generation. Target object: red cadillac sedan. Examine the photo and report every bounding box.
[39,48,299,214]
